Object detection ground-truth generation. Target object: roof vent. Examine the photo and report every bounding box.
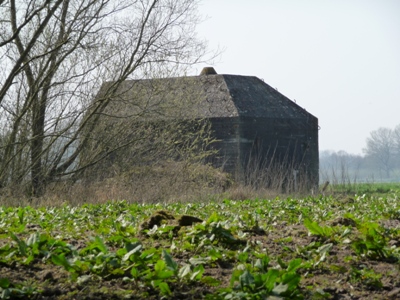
[200,67,217,75]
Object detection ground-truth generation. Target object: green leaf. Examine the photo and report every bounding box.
[1,289,11,299]
[190,265,204,281]
[0,244,12,257]
[272,283,288,294]
[254,253,270,272]
[111,268,125,276]
[178,264,191,279]
[264,269,280,292]
[189,257,209,265]
[73,260,90,273]
[122,244,142,262]
[287,258,302,272]
[140,248,158,261]
[130,267,139,279]
[125,241,141,252]
[162,249,178,272]
[239,270,254,289]
[281,272,301,290]
[10,233,27,256]
[207,212,220,224]
[154,260,166,273]
[94,236,108,254]
[304,218,324,236]
[230,269,242,287]
[253,273,264,288]
[51,253,73,272]
[17,207,25,224]
[23,254,34,265]
[237,252,248,263]
[156,270,174,280]
[153,261,174,279]
[317,243,333,255]
[277,257,287,269]
[26,233,39,247]
[254,259,263,270]
[0,278,10,288]
[158,282,172,296]
[116,248,127,257]
[208,248,222,261]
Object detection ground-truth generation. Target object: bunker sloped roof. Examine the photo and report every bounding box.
[97,72,317,121]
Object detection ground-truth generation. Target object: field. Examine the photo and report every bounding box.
[1,190,400,299]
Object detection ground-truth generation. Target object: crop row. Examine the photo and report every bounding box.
[0,192,399,299]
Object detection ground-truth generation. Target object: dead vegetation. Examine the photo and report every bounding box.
[0,157,319,207]
[0,144,327,208]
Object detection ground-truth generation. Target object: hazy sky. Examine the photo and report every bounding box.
[194,0,400,155]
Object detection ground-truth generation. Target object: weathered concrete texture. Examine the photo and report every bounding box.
[95,70,319,188]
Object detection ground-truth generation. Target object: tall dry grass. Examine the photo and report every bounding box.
[0,154,320,207]
[0,162,231,207]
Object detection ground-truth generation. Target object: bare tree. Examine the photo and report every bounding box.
[392,124,400,169]
[363,127,395,178]
[393,124,400,153]
[0,0,211,197]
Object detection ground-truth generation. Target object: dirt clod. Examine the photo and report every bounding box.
[140,210,203,234]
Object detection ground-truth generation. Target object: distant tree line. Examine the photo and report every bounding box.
[320,124,400,183]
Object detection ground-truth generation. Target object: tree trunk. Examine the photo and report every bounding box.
[30,98,47,196]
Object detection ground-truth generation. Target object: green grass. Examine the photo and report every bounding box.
[0,192,400,299]
[326,181,400,195]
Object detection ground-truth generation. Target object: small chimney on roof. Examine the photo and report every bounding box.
[200,67,217,75]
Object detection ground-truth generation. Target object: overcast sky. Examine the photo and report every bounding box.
[194,0,400,155]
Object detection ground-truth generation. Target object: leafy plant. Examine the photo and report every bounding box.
[1,191,399,299]
[303,218,336,240]
[350,266,383,289]
[219,256,303,299]
[351,223,394,260]
[0,278,38,299]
